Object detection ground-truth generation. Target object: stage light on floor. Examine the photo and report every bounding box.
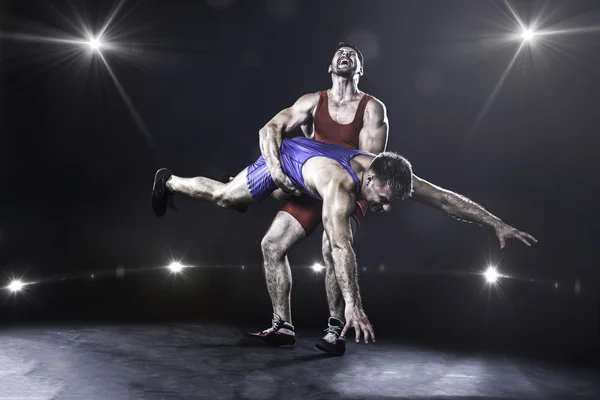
[311,263,325,273]
[168,262,185,273]
[484,267,500,283]
[7,280,24,293]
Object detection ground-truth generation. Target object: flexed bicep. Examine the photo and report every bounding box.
[358,98,388,154]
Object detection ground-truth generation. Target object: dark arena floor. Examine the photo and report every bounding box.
[1,269,600,400]
[1,323,600,400]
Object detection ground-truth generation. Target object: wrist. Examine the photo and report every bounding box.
[266,160,283,174]
[489,218,504,230]
[343,294,361,310]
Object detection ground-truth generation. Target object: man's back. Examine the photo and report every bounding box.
[279,137,373,200]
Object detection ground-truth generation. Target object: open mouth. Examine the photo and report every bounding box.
[338,58,350,67]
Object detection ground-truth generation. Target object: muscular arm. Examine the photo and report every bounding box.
[410,174,538,248]
[358,98,389,154]
[259,93,319,175]
[411,175,502,229]
[321,180,362,309]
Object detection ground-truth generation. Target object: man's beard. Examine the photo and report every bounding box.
[332,65,356,78]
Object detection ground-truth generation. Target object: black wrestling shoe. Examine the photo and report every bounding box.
[244,313,296,347]
[315,317,346,356]
[151,168,175,217]
[218,171,247,214]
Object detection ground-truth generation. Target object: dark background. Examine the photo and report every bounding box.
[1,0,599,366]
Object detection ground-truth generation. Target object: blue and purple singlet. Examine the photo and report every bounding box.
[246,136,373,201]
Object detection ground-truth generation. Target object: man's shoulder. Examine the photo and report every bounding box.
[363,94,386,113]
[297,91,322,102]
[292,92,321,110]
[317,161,357,192]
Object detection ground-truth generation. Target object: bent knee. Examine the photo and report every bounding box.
[322,234,332,253]
[261,235,290,260]
[214,188,233,208]
[322,235,331,249]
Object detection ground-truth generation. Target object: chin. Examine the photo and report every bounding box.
[333,68,355,78]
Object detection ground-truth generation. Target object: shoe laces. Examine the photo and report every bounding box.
[167,194,178,211]
[261,318,282,334]
[324,323,342,339]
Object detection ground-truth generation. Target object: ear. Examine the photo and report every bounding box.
[366,173,374,183]
[358,65,364,76]
[328,64,332,74]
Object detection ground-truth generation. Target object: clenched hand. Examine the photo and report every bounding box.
[271,168,301,196]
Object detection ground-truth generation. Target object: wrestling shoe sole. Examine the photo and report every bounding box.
[151,168,172,217]
[314,340,345,356]
[243,332,296,348]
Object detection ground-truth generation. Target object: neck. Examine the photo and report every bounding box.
[358,171,365,199]
[330,74,360,102]
[350,155,375,195]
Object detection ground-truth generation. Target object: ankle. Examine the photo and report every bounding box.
[165,176,175,192]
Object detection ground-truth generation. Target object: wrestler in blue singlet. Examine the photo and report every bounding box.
[246,136,374,201]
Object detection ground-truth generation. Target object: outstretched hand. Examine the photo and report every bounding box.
[341,306,375,344]
[495,223,538,249]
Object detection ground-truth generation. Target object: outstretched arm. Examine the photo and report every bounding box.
[321,181,375,343]
[411,175,538,249]
[358,98,389,154]
[259,93,320,195]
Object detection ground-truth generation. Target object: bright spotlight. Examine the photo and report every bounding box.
[7,280,24,292]
[88,37,102,50]
[168,262,185,273]
[484,267,500,283]
[311,263,325,273]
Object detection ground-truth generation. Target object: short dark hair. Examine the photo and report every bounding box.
[369,152,413,200]
[334,42,364,68]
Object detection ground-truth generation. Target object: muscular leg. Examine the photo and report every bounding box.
[323,218,358,322]
[260,211,306,324]
[166,168,256,209]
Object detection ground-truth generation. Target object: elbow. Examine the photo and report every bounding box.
[259,123,281,139]
[323,217,352,253]
[259,126,269,140]
[259,123,272,138]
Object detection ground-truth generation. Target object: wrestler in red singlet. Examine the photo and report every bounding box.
[280,90,373,235]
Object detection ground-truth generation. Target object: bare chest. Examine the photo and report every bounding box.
[326,97,362,125]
